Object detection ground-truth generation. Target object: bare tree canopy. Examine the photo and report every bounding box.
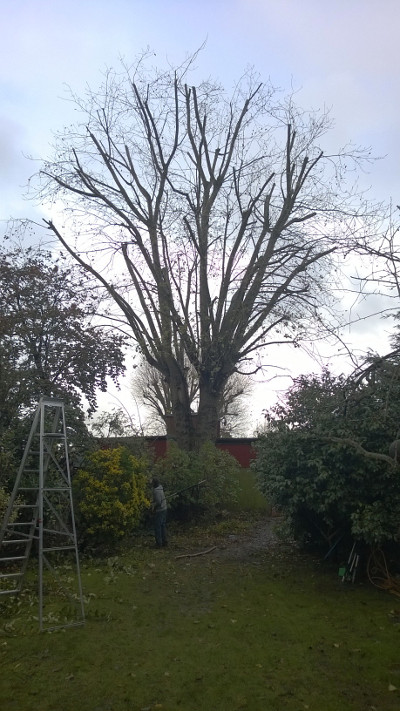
[37,53,380,449]
[131,357,252,436]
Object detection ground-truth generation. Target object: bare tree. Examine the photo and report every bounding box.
[355,205,400,303]
[219,371,253,436]
[89,407,139,438]
[37,53,379,449]
[131,357,196,433]
[131,357,252,436]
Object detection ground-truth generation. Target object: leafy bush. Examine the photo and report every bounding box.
[255,429,390,547]
[0,487,25,536]
[254,369,400,550]
[0,486,12,524]
[0,439,17,489]
[151,442,239,520]
[74,446,150,545]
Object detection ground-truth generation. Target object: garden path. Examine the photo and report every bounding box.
[213,515,294,563]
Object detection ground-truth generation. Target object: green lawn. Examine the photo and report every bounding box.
[1,515,399,711]
[229,467,270,512]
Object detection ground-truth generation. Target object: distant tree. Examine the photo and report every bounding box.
[131,357,198,433]
[39,52,380,449]
[89,407,139,438]
[131,357,252,435]
[219,371,253,436]
[353,204,400,306]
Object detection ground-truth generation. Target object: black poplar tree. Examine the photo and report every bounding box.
[38,54,379,449]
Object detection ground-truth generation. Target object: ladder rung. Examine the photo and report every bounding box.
[0,589,18,596]
[19,487,39,492]
[0,555,27,562]
[15,504,37,509]
[43,487,69,492]
[1,533,37,542]
[6,522,36,527]
[0,572,23,579]
[43,546,75,552]
[42,528,72,536]
[43,433,65,438]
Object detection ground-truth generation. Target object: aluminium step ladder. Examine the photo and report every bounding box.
[0,397,85,631]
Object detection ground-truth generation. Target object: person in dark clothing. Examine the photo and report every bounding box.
[151,477,167,547]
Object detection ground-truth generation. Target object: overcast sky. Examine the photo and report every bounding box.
[1,0,399,429]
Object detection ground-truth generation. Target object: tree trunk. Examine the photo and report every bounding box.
[195,385,221,449]
[164,381,221,451]
[169,401,195,450]
[167,367,196,451]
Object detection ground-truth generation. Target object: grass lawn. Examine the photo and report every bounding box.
[229,468,270,512]
[1,513,399,711]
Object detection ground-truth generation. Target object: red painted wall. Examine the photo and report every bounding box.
[145,437,256,468]
[216,439,257,468]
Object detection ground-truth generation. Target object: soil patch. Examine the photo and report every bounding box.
[171,514,296,564]
[214,514,295,561]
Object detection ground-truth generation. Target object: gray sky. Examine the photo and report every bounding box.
[1,0,399,429]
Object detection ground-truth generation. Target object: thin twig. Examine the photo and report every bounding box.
[175,546,217,559]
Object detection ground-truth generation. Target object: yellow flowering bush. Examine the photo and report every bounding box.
[74,446,150,545]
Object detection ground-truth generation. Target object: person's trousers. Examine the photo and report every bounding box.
[154,509,167,546]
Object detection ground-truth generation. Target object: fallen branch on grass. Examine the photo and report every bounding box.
[175,546,217,560]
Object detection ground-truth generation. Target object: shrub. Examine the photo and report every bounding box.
[74,446,150,545]
[0,487,25,536]
[0,486,12,525]
[151,442,239,520]
[255,429,400,550]
[254,368,400,550]
[0,430,19,489]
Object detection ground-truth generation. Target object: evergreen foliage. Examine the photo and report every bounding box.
[152,441,240,519]
[254,366,400,548]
